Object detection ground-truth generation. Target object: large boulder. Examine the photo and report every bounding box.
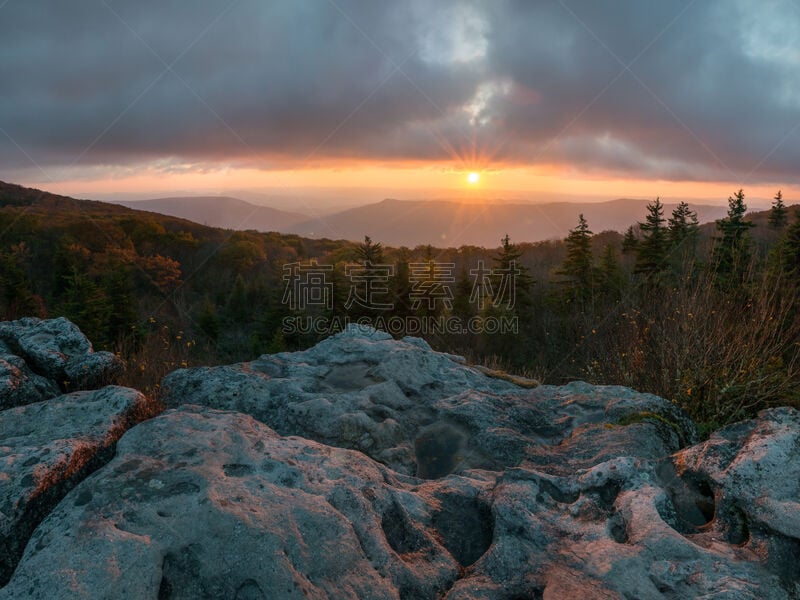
[2,324,797,598]
[0,351,60,410]
[663,407,800,592]
[1,405,795,599]
[0,386,149,585]
[162,325,696,477]
[0,406,464,599]
[0,317,123,390]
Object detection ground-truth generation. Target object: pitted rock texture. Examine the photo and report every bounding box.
[0,407,467,600]
[0,317,123,393]
[665,407,800,592]
[1,405,797,599]
[2,322,798,599]
[162,326,697,477]
[0,386,149,585]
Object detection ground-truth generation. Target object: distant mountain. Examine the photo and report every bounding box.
[85,189,773,247]
[286,198,733,247]
[114,196,307,232]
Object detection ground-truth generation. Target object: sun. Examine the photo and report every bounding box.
[467,171,480,185]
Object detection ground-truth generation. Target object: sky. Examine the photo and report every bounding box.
[1,0,800,206]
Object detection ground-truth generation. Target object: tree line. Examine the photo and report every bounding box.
[0,187,798,432]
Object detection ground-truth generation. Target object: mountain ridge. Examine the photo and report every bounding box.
[286,197,733,246]
[1,180,789,249]
[113,196,308,232]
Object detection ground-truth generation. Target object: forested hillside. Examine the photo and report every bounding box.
[1,181,798,434]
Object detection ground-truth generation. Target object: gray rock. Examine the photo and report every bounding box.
[163,325,697,477]
[0,352,60,409]
[2,405,794,599]
[447,456,790,599]
[663,407,800,593]
[0,317,123,387]
[2,324,796,598]
[64,351,125,390]
[0,406,465,599]
[0,386,149,585]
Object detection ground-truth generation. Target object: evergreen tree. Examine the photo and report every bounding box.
[779,215,800,286]
[621,225,638,255]
[347,236,390,318]
[101,266,138,345]
[634,198,668,276]
[768,190,788,229]
[391,247,413,318]
[598,244,625,302]
[355,236,384,265]
[667,201,699,272]
[59,268,111,346]
[713,189,755,286]
[493,234,533,309]
[556,214,595,303]
[668,201,699,247]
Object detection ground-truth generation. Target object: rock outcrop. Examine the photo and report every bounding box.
[0,348,60,409]
[1,322,799,598]
[0,318,146,586]
[0,386,149,585]
[161,326,696,478]
[0,317,123,396]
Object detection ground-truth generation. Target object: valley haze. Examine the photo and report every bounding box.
[113,195,737,247]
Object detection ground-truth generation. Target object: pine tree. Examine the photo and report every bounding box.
[355,236,384,265]
[391,247,413,318]
[556,214,595,303]
[768,190,788,229]
[101,266,138,345]
[667,201,699,272]
[668,201,699,246]
[598,244,625,302]
[713,189,755,286]
[779,215,800,285]
[347,236,389,317]
[493,234,533,310]
[621,225,638,255]
[634,198,668,276]
[59,268,112,346]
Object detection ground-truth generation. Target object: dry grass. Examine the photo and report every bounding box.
[470,364,540,388]
[114,319,213,406]
[583,269,800,429]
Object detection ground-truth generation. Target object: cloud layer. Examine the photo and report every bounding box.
[1,0,799,183]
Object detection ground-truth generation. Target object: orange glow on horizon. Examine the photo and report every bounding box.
[22,160,799,208]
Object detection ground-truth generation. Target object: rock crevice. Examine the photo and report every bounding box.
[1,322,798,599]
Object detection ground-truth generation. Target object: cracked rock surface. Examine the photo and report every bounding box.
[0,386,149,585]
[1,323,798,598]
[162,326,696,478]
[0,317,123,398]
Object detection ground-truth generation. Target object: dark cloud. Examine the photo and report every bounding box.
[1,0,799,183]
